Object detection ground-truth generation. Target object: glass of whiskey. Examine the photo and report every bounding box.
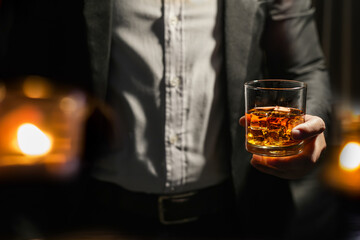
[244,80,307,156]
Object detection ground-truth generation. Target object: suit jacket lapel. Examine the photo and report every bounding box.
[83,0,113,100]
[224,0,259,197]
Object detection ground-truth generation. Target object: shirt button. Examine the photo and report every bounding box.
[169,15,179,26]
[170,77,180,87]
[169,135,178,144]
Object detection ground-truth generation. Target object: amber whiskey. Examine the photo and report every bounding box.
[246,106,305,156]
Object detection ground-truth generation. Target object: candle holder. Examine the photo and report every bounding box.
[0,76,88,180]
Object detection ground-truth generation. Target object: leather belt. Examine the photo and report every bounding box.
[114,181,233,225]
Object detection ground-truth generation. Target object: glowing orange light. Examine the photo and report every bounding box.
[339,142,360,172]
[59,97,78,113]
[0,82,6,103]
[17,123,52,156]
[22,76,52,99]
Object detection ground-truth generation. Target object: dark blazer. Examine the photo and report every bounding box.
[0,0,335,237]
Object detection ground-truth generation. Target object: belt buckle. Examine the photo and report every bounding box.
[158,191,198,225]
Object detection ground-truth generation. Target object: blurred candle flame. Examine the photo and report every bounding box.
[17,123,52,156]
[22,76,52,99]
[339,142,360,172]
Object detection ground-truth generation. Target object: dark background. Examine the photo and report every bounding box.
[314,2,360,239]
[314,0,360,107]
[314,0,360,146]
[0,0,359,239]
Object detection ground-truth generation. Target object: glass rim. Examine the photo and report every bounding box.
[245,79,307,90]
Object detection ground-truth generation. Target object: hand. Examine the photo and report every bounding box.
[239,115,327,179]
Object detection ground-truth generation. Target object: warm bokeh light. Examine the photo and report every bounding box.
[17,123,52,156]
[0,78,87,180]
[59,97,78,113]
[22,76,52,99]
[0,82,6,103]
[339,142,360,171]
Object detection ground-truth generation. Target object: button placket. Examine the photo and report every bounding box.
[164,0,185,193]
[169,15,179,27]
[169,134,178,145]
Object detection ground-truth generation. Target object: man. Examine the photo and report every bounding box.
[0,0,337,239]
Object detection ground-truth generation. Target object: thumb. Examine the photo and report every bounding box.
[292,115,325,140]
[239,116,246,127]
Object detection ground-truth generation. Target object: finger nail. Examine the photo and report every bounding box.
[292,129,302,140]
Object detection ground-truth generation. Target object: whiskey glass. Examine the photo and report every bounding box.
[244,80,307,157]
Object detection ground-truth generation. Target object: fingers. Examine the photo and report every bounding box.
[239,114,326,141]
[250,132,326,179]
[251,153,311,179]
[251,155,299,179]
[239,116,246,127]
[292,115,326,140]
[250,159,289,179]
[242,114,327,179]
